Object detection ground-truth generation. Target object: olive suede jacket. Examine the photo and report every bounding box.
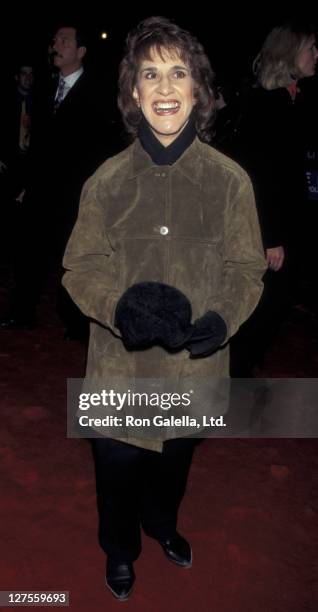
[63,136,266,451]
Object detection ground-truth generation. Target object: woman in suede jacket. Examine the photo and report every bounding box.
[62,16,266,601]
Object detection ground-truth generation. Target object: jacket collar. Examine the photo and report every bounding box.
[130,136,204,186]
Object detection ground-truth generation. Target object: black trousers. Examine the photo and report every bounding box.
[91,437,197,562]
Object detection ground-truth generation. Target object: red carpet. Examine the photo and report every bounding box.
[1,279,318,610]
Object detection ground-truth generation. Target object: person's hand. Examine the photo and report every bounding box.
[186,311,227,358]
[0,160,7,173]
[15,189,26,204]
[266,246,285,271]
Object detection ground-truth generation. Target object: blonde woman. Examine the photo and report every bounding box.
[230,22,318,377]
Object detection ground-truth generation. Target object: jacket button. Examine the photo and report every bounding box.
[160,226,169,235]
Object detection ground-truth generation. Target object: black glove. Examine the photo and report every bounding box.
[115,282,193,351]
[186,311,227,358]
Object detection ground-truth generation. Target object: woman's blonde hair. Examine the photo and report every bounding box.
[253,22,316,89]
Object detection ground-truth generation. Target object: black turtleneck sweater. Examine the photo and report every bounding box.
[138,116,197,166]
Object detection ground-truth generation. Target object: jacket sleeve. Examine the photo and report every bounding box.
[62,175,121,334]
[212,170,266,339]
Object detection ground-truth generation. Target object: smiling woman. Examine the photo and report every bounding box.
[132,49,196,146]
[118,16,215,143]
[62,15,266,601]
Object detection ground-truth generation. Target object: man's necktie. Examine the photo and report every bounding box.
[19,99,31,151]
[54,77,65,112]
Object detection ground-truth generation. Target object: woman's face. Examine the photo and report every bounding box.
[133,47,196,146]
[295,35,318,78]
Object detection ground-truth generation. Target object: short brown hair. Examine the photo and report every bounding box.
[118,16,216,142]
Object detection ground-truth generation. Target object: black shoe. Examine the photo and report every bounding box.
[106,559,135,601]
[158,533,192,568]
[0,316,36,330]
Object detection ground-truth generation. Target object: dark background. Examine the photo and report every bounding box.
[0,7,314,86]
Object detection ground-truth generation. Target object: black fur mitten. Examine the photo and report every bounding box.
[186,311,227,358]
[115,282,194,350]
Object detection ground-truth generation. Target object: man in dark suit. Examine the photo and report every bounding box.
[0,62,34,264]
[0,62,33,189]
[0,24,118,335]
